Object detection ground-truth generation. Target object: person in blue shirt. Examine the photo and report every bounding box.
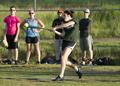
[21,9,45,64]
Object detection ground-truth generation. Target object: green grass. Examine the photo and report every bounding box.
[0,39,120,65]
[0,65,119,86]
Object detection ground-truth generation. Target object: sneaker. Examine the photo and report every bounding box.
[52,75,64,81]
[75,68,82,79]
[87,61,93,66]
[25,61,29,64]
[80,61,86,66]
[36,61,41,64]
[15,60,18,65]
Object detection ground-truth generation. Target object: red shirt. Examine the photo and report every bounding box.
[4,15,20,35]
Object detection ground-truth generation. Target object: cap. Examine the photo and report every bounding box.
[84,8,90,13]
[57,8,64,13]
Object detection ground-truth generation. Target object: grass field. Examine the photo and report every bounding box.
[0,39,120,65]
[0,65,119,86]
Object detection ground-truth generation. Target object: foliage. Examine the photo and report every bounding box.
[0,0,120,9]
[0,10,120,39]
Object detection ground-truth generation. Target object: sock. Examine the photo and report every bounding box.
[74,66,78,71]
[59,74,64,78]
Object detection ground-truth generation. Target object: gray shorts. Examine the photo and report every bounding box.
[80,35,93,51]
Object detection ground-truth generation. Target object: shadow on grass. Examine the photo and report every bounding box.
[0,77,120,83]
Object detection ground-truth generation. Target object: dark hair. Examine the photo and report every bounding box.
[64,9,74,17]
[10,6,15,10]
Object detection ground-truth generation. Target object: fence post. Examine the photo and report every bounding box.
[34,0,36,11]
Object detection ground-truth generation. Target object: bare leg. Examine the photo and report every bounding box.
[14,48,18,61]
[82,50,87,61]
[89,49,93,60]
[53,46,82,81]
[66,60,78,71]
[88,49,93,65]
[34,42,41,63]
[8,49,12,60]
[88,35,93,64]
[59,47,72,77]
[81,50,87,65]
[26,43,32,63]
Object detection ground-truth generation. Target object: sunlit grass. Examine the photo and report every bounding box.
[0,39,120,65]
[0,65,119,86]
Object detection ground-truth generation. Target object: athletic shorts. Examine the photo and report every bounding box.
[80,35,93,51]
[6,34,18,49]
[25,36,39,43]
[62,40,77,51]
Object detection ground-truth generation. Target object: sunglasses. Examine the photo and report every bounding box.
[10,9,16,11]
[84,12,89,13]
[29,13,34,14]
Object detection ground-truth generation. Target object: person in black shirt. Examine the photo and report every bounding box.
[79,9,93,65]
[52,9,82,81]
[52,8,64,63]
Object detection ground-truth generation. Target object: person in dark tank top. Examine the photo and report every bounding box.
[52,9,82,81]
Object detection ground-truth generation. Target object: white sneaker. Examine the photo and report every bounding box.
[81,61,86,66]
[87,61,93,66]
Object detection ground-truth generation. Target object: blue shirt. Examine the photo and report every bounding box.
[26,18,39,37]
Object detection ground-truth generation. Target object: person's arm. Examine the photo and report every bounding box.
[52,21,75,36]
[3,24,7,41]
[3,17,7,41]
[52,19,65,36]
[33,19,45,32]
[36,19,45,32]
[38,19,45,28]
[20,20,26,32]
[53,21,75,31]
[88,19,92,35]
[54,30,65,37]
[14,22,20,42]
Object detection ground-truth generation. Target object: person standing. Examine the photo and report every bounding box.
[52,9,82,81]
[3,6,20,65]
[21,9,45,64]
[52,8,64,63]
[79,8,93,65]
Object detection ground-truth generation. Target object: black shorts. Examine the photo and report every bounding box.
[62,40,76,51]
[25,36,39,43]
[6,35,18,49]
